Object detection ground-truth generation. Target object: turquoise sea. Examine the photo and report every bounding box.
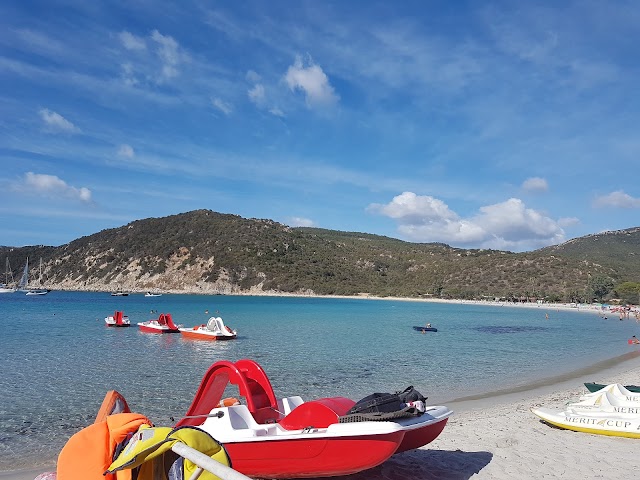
[1,291,638,471]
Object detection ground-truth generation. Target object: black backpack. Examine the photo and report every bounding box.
[346,386,427,415]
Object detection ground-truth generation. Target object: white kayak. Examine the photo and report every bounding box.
[531,407,640,438]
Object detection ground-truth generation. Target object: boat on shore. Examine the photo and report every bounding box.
[179,316,237,340]
[105,311,131,327]
[585,382,640,394]
[137,313,180,333]
[176,359,452,478]
[532,406,640,438]
[567,391,640,415]
[580,383,640,402]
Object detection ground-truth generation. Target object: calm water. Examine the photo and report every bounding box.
[0,292,637,470]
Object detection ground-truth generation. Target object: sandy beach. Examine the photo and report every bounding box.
[3,349,640,480]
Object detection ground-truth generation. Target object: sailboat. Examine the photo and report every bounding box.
[0,258,16,293]
[21,258,50,296]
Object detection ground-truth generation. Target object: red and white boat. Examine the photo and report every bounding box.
[137,313,181,334]
[176,359,452,478]
[179,316,237,340]
[105,310,130,327]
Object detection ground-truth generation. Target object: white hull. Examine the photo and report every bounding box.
[199,399,452,444]
[0,287,16,293]
[179,316,237,340]
[532,407,640,438]
[105,315,131,326]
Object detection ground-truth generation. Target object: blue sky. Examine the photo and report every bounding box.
[1,1,639,252]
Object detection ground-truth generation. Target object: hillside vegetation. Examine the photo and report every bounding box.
[1,210,639,302]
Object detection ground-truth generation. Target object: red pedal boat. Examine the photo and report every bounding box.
[179,316,237,340]
[104,310,130,327]
[177,359,452,478]
[137,312,181,333]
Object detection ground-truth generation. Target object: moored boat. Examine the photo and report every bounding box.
[105,310,131,327]
[412,326,438,332]
[179,316,237,340]
[144,291,162,297]
[137,313,180,333]
[176,359,453,478]
[531,406,640,438]
[25,289,50,296]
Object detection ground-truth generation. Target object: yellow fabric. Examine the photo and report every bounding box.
[106,425,231,480]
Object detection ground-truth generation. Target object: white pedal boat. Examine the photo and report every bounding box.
[532,407,640,438]
[567,391,640,416]
[580,383,640,403]
[179,316,237,340]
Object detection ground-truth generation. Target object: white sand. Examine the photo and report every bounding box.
[345,355,640,480]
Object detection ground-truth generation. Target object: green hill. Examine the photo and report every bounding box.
[1,210,638,302]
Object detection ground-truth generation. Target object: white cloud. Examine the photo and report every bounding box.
[211,97,232,115]
[285,55,339,107]
[151,30,181,80]
[369,192,565,251]
[558,217,580,227]
[269,107,285,117]
[21,172,92,203]
[39,109,80,134]
[119,31,147,51]
[246,70,261,83]
[117,144,135,159]
[522,176,548,193]
[593,190,640,208]
[248,83,266,105]
[288,216,315,227]
[120,62,138,86]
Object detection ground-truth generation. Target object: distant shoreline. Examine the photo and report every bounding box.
[43,287,627,316]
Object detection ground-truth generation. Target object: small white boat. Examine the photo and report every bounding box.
[579,383,640,403]
[25,289,50,296]
[532,406,640,438]
[105,310,131,327]
[179,316,237,340]
[567,391,640,416]
[0,258,15,293]
[0,284,16,294]
[144,292,162,297]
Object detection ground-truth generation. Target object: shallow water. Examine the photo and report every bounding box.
[0,292,637,470]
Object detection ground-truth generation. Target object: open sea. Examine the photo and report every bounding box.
[1,291,638,471]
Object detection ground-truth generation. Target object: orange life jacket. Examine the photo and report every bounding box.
[56,412,152,480]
